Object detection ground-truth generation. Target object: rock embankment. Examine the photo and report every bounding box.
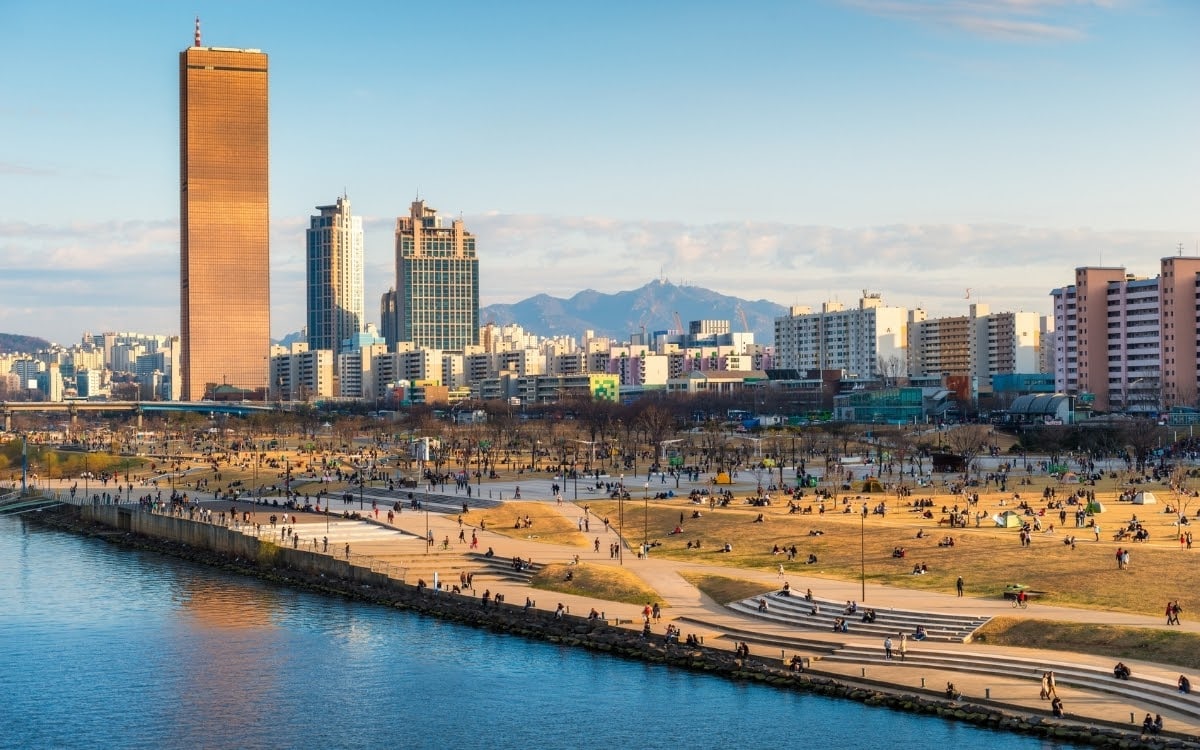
[29,506,1198,750]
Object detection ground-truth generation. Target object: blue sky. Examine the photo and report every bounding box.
[1,0,1196,344]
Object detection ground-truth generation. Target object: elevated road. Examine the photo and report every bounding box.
[0,400,280,431]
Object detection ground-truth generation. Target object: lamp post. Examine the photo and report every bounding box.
[643,481,649,556]
[357,460,365,510]
[860,502,866,602]
[618,473,625,565]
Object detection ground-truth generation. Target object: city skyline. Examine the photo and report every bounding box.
[1,1,1197,344]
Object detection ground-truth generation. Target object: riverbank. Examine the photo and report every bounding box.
[29,504,1197,749]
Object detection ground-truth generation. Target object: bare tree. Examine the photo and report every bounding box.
[635,404,677,467]
[876,354,904,387]
[1121,419,1164,474]
[943,424,991,478]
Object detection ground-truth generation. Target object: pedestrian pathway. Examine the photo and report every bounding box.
[210,480,1200,741]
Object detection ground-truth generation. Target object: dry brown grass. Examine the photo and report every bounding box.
[588,475,1198,617]
[533,562,663,606]
[472,501,590,547]
[680,572,777,606]
[976,617,1200,671]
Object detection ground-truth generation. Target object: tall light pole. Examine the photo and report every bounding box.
[860,502,866,602]
[357,460,365,510]
[618,473,624,565]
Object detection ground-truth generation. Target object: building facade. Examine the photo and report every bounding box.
[908,304,1043,397]
[1051,258,1200,413]
[774,295,909,379]
[388,200,479,351]
[306,196,364,355]
[179,27,270,401]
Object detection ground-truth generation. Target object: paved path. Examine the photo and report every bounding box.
[203,480,1200,740]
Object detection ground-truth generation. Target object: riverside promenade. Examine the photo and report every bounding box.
[213,472,1200,742]
[41,465,1200,742]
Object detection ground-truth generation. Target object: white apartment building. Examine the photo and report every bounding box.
[269,343,333,401]
[774,295,908,378]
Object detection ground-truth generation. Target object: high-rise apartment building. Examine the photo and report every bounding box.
[774,295,909,378]
[306,196,364,354]
[1050,257,1200,413]
[385,200,479,351]
[907,304,1043,395]
[179,22,270,400]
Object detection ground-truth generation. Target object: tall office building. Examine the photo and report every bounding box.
[386,200,479,351]
[306,196,364,354]
[179,20,270,400]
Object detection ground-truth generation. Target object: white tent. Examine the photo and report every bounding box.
[1132,491,1158,505]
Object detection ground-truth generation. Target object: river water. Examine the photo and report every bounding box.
[0,513,1079,750]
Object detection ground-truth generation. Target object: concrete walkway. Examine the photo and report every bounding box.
[224,479,1200,740]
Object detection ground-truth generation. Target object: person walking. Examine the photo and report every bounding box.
[956,575,964,597]
[1046,670,1057,699]
[1040,671,1051,700]
[883,636,893,660]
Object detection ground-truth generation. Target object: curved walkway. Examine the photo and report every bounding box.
[204,478,1200,740]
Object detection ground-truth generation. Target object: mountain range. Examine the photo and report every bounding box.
[480,280,785,342]
[0,333,52,354]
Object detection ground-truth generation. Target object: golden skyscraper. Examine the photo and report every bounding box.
[179,21,269,401]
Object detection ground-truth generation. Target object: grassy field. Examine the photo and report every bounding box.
[680,572,777,606]
[532,562,663,606]
[472,501,591,548]
[585,474,1198,617]
[977,617,1200,671]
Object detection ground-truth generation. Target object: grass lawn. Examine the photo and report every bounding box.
[472,501,591,547]
[586,473,1198,617]
[977,617,1200,671]
[680,572,777,606]
[532,562,663,606]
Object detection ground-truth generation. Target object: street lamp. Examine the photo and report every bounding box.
[357,460,365,510]
[860,502,866,602]
[643,481,650,556]
[618,473,625,565]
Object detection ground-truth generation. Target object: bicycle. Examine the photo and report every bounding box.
[1011,595,1028,609]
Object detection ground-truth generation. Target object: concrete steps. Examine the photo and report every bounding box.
[818,644,1199,722]
[729,591,991,643]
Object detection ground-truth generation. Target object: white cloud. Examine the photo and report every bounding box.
[842,0,1120,41]
[0,213,1191,343]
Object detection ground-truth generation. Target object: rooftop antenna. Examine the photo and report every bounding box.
[194,16,201,47]
[1179,242,1185,257]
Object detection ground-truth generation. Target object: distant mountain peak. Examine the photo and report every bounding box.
[481,281,785,342]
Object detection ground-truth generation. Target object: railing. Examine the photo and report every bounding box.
[139,504,409,582]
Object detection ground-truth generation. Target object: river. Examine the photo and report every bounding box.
[0,513,1079,750]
